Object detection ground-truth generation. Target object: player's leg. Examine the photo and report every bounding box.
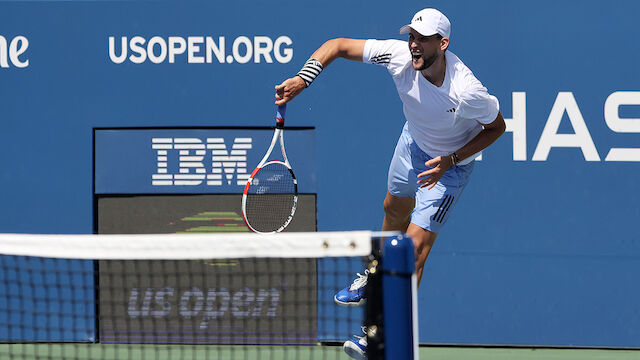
[333,192,413,307]
[381,121,418,232]
[408,155,475,284]
[406,222,437,285]
[382,191,414,232]
[335,124,416,307]
[334,192,415,307]
[382,192,446,283]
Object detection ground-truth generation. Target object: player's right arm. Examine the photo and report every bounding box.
[275,38,366,105]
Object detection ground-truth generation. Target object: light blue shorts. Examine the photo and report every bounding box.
[387,123,474,233]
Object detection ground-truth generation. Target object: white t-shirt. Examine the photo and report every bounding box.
[363,39,499,165]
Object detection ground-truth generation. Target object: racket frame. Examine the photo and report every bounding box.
[242,106,298,234]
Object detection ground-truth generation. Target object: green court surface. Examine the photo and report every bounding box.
[2,344,639,360]
[419,346,639,360]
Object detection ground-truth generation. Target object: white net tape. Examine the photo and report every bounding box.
[0,231,372,259]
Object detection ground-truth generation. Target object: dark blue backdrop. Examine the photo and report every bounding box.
[1,0,639,347]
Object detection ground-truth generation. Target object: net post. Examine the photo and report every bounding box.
[365,236,385,359]
[382,234,418,360]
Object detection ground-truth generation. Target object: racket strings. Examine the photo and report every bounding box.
[245,163,297,233]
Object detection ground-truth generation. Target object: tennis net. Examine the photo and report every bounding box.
[0,231,417,359]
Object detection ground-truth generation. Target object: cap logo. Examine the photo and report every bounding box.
[414,16,422,22]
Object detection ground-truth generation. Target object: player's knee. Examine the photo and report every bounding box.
[414,239,430,260]
[383,196,409,221]
[406,227,435,255]
[382,196,393,214]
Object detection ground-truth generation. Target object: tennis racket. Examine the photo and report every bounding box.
[242,104,298,233]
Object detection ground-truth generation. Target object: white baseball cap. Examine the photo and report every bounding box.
[399,8,451,38]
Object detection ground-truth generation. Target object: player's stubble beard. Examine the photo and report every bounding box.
[415,52,438,71]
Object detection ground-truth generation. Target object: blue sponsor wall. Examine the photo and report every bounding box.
[1,0,639,347]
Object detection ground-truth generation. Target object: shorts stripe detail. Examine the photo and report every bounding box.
[434,195,455,223]
[437,195,455,223]
[432,195,450,223]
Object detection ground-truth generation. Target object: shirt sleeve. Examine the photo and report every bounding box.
[362,39,411,76]
[452,63,499,125]
[456,86,500,125]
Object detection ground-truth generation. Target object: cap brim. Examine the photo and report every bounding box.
[399,24,438,36]
[399,25,412,34]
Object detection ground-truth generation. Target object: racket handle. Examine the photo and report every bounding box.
[276,104,286,129]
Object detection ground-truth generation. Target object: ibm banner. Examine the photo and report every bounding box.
[94,129,316,194]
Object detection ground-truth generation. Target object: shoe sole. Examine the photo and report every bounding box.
[333,295,366,307]
[343,341,366,360]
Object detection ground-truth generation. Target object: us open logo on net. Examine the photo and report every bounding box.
[151,137,252,186]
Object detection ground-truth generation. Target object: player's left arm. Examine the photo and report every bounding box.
[417,112,506,189]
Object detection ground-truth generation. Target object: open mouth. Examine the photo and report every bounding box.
[411,53,421,60]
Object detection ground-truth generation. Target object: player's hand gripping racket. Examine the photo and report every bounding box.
[242,105,298,233]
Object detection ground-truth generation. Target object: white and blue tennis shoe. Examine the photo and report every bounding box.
[343,327,368,360]
[334,270,368,306]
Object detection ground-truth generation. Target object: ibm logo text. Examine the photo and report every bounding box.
[152,137,252,186]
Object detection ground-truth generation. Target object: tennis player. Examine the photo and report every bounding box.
[275,8,505,359]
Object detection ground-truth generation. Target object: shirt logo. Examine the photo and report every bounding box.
[446,108,456,113]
